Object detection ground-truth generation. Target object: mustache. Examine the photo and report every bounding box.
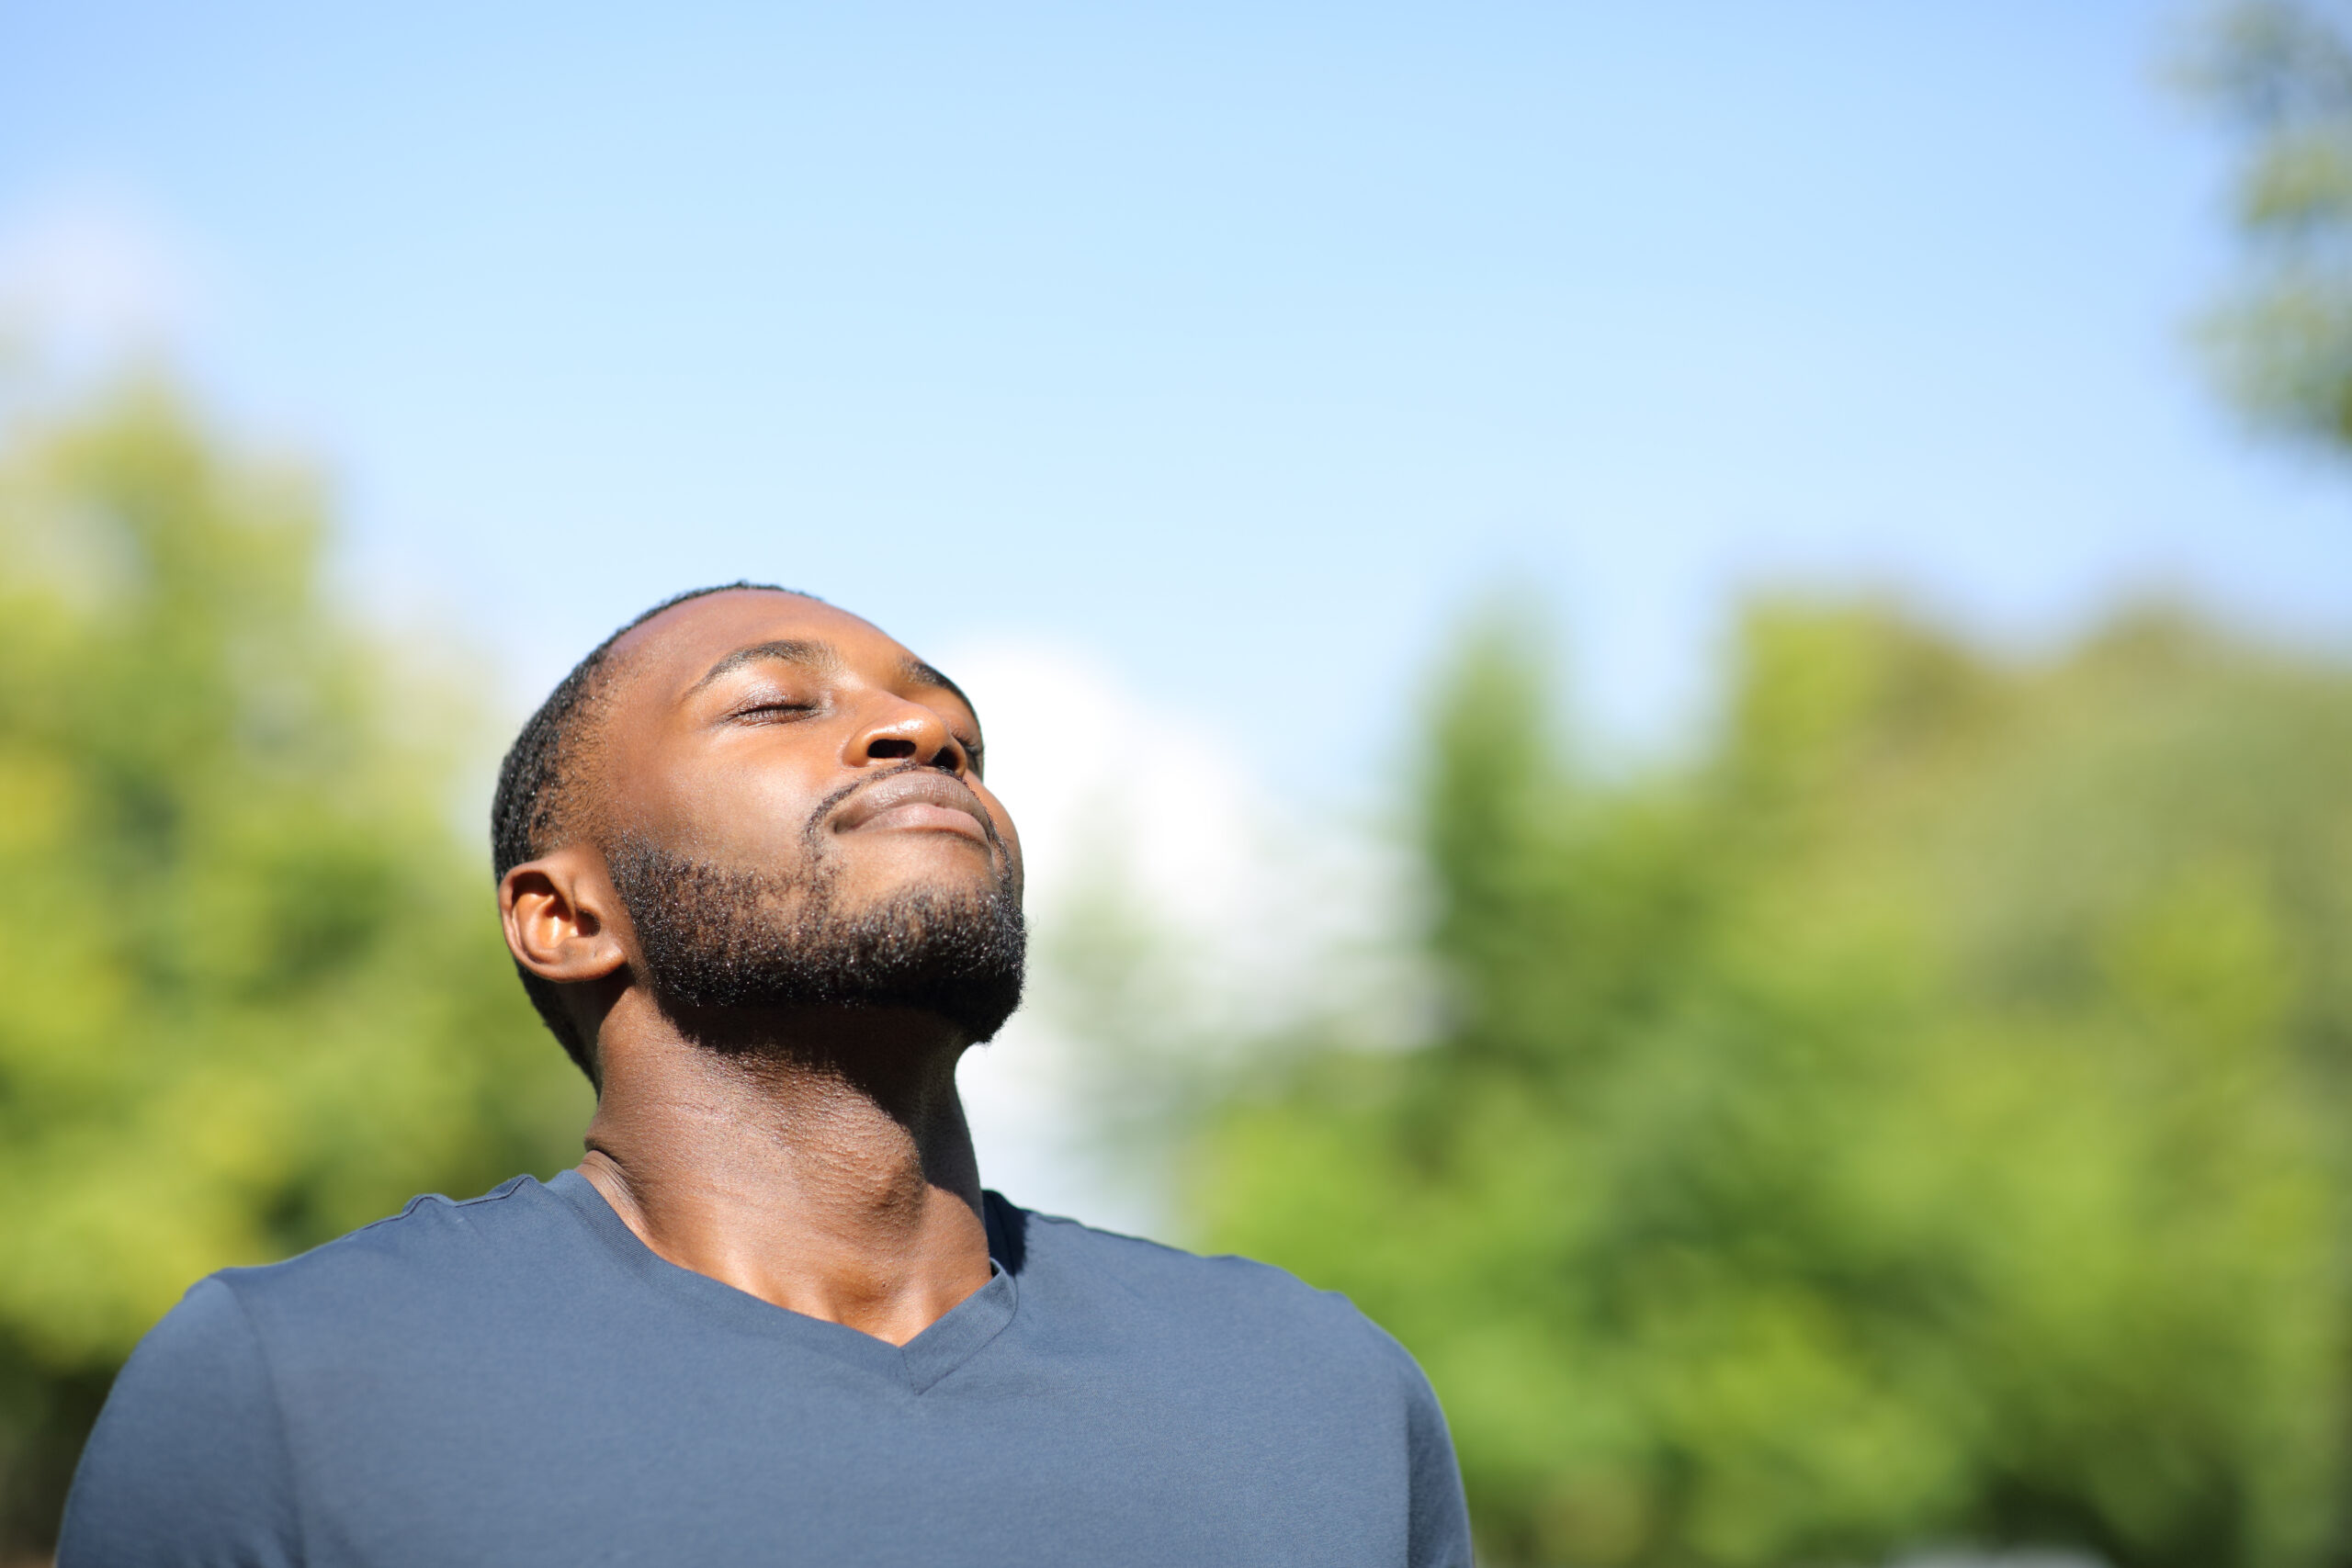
[804,761,1011,860]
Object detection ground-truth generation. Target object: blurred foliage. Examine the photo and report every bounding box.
[0,384,588,1554]
[10,374,2350,1568]
[2187,1,2352,446]
[1195,603,2352,1568]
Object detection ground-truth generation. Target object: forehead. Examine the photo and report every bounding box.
[605,591,926,708]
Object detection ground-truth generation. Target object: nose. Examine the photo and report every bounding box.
[848,700,968,774]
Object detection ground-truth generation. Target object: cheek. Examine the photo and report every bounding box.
[638,754,835,863]
[985,800,1024,886]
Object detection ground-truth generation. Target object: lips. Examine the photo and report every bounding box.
[828,771,995,846]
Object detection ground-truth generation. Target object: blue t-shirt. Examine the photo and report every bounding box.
[60,1172,1471,1566]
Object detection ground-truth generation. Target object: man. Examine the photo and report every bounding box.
[60,584,1471,1566]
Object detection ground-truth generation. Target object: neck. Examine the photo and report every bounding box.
[575,988,991,1347]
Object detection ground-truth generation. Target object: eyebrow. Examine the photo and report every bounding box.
[685,639,839,695]
[685,639,982,735]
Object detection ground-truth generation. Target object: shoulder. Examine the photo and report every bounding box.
[60,1276,300,1563]
[202,1175,582,1342]
[996,1196,1420,1382]
[104,1270,275,1400]
[60,1182,560,1565]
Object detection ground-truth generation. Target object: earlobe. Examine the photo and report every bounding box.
[500,853,630,984]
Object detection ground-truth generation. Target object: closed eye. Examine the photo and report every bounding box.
[731,700,819,723]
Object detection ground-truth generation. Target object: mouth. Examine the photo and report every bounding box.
[827,769,997,848]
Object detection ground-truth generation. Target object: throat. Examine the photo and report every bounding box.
[576,998,993,1346]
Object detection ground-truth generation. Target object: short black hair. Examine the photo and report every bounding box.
[491,581,817,1076]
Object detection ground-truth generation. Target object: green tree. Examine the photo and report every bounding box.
[2188,1,2352,446]
[0,383,589,1553]
[1194,603,2352,1568]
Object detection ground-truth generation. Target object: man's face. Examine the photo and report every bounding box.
[587,590,1024,1039]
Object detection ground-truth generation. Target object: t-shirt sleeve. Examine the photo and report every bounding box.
[57,1275,301,1568]
[1396,1342,1473,1568]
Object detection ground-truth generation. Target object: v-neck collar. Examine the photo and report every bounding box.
[545,1169,1019,1394]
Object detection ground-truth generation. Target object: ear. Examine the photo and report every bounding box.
[500,847,630,986]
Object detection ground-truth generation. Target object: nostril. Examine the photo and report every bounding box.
[868,738,917,760]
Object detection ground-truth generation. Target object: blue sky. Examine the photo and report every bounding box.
[3,0,2345,785]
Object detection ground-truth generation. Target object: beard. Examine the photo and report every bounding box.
[605,828,1026,1046]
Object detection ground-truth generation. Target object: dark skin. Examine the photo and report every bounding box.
[497,590,1022,1348]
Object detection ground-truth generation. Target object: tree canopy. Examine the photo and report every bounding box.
[2190,0,2352,446]
[0,385,588,1551]
[7,380,2350,1568]
[1195,602,2352,1568]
